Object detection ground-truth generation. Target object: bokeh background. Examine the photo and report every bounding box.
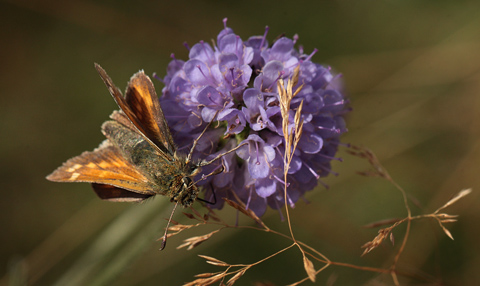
[2,0,480,285]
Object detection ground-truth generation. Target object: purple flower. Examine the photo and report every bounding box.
[236,134,275,179]
[159,18,349,217]
[197,86,234,122]
[217,108,246,134]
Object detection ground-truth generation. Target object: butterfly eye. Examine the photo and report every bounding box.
[189,165,201,176]
[182,176,193,189]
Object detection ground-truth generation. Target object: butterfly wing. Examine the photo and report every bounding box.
[91,183,153,202]
[126,70,176,153]
[46,141,155,202]
[94,63,176,158]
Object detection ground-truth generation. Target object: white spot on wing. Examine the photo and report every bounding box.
[69,172,80,181]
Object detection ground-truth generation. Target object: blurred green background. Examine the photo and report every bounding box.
[1,0,480,285]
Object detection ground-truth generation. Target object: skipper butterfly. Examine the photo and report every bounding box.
[47,64,241,248]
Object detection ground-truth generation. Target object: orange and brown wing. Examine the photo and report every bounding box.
[94,63,176,157]
[126,70,176,153]
[46,141,155,202]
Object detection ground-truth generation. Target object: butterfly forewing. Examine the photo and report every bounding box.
[94,63,175,158]
[46,141,155,199]
[126,72,176,154]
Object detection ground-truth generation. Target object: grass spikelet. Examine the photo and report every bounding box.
[223,198,266,228]
[198,255,229,267]
[227,268,247,286]
[302,256,316,282]
[177,230,220,250]
[434,188,471,214]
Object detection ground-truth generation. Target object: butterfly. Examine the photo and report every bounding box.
[47,63,240,248]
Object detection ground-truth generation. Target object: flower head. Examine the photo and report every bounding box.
[160,18,349,217]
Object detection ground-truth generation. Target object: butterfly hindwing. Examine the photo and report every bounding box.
[91,183,153,202]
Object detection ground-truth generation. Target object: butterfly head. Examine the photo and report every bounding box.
[172,176,199,207]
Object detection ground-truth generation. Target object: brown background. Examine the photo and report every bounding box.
[1,0,480,285]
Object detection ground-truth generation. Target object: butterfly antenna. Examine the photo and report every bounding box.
[186,110,220,164]
[159,201,179,251]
